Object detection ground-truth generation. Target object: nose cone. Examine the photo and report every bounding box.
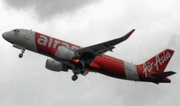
[2,32,8,40]
[2,31,14,43]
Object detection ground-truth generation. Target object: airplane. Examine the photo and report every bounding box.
[2,29,176,84]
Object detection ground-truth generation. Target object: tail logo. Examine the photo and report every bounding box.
[143,52,171,77]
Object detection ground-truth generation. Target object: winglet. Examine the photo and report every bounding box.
[124,29,135,38]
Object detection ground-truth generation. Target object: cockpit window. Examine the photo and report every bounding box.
[12,29,20,36]
[13,29,20,33]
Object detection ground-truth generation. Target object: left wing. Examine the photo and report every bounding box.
[74,29,135,59]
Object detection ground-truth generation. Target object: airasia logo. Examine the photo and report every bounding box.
[143,52,171,77]
[37,35,79,50]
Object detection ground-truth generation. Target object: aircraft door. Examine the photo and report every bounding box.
[24,30,31,40]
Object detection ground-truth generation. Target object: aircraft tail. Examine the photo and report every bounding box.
[141,49,174,73]
[137,49,176,81]
[150,71,176,79]
[150,71,176,84]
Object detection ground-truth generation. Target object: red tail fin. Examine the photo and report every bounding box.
[139,49,174,77]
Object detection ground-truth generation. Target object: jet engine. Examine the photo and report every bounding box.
[46,59,67,72]
[55,46,76,60]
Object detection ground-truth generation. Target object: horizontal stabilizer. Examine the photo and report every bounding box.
[150,71,176,79]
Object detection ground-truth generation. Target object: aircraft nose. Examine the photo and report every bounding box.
[2,32,8,40]
[2,31,14,43]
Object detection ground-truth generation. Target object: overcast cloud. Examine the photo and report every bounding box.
[0,0,180,106]
[3,0,101,21]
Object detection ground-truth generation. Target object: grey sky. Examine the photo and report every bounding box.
[0,0,180,106]
[3,0,101,21]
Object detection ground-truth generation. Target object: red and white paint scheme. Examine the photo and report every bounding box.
[2,29,176,83]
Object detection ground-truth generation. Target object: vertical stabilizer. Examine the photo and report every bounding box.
[139,49,174,77]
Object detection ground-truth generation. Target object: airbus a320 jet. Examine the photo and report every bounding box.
[2,29,176,84]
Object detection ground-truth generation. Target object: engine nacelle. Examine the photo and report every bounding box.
[55,46,76,60]
[46,59,64,72]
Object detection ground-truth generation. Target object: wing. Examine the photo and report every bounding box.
[74,29,135,59]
